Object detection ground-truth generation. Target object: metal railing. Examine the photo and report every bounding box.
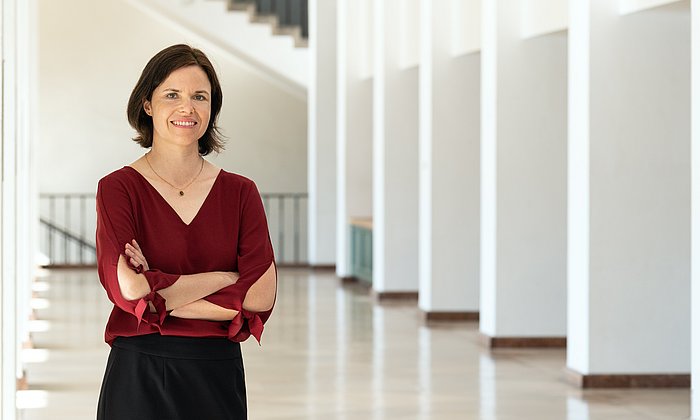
[261,193,308,265]
[39,192,308,267]
[39,194,97,266]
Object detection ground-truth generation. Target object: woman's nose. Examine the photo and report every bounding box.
[179,99,194,114]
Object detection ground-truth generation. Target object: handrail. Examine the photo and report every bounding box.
[39,217,97,266]
[39,218,96,250]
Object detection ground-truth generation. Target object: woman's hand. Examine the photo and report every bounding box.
[124,240,155,311]
[125,239,149,272]
[124,239,240,314]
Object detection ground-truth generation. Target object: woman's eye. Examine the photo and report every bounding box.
[166,92,178,99]
[194,94,207,101]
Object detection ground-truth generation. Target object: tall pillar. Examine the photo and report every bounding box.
[568,0,690,387]
[479,0,567,347]
[307,0,337,267]
[372,0,419,298]
[1,0,18,417]
[418,0,480,318]
[691,0,700,415]
[0,0,33,417]
[336,0,373,278]
[2,1,38,416]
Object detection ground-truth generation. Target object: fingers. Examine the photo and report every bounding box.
[131,239,143,254]
[125,241,149,271]
[125,248,145,268]
[125,242,145,259]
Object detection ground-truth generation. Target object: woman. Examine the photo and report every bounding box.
[95,44,277,419]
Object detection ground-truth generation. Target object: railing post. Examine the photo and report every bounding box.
[278,196,285,262]
[49,196,55,263]
[294,194,300,264]
[80,195,86,264]
[64,196,71,264]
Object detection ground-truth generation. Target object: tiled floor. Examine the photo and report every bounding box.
[18,268,690,419]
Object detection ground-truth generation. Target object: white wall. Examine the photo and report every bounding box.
[335,0,373,277]
[307,0,337,266]
[419,0,480,313]
[520,0,568,38]
[37,0,307,195]
[589,0,690,374]
[480,0,567,338]
[568,0,690,375]
[619,0,684,15]
[373,0,419,294]
[450,0,481,56]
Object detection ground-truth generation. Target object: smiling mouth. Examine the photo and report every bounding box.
[171,121,197,127]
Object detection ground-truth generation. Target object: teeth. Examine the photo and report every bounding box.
[172,121,196,127]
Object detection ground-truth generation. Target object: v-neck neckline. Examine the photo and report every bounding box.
[123,165,223,227]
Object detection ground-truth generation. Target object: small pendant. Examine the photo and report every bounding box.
[179,191,185,196]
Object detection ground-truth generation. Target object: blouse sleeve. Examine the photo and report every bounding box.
[96,176,180,327]
[203,179,276,343]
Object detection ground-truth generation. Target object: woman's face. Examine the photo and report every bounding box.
[144,65,212,149]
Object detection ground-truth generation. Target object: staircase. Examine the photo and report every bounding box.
[130,0,309,95]
[228,0,308,48]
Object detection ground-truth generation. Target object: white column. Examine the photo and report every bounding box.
[418,0,480,318]
[1,1,36,416]
[1,0,19,416]
[692,0,700,415]
[336,0,373,278]
[16,0,35,368]
[372,0,419,297]
[308,0,337,267]
[479,0,567,346]
[568,0,690,386]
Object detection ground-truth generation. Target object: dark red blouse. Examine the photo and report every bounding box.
[95,166,275,346]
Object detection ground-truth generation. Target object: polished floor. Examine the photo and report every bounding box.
[18,268,690,420]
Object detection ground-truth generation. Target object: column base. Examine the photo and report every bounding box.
[422,311,479,321]
[309,264,336,270]
[339,276,358,284]
[479,333,566,348]
[372,291,419,301]
[41,263,98,269]
[564,368,690,388]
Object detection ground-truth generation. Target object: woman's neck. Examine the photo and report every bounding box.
[146,144,204,185]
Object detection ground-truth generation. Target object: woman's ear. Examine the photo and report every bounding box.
[143,101,152,116]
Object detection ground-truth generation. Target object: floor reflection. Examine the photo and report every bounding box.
[20,268,691,419]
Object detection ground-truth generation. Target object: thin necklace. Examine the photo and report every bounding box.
[145,151,204,197]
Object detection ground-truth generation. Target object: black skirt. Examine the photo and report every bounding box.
[97,334,247,420]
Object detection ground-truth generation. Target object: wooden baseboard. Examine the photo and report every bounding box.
[41,264,97,269]
[309,264,336,271]
[372,291,419,301]
[275,263,311,268]
[423,311,479,321]
[564,368,690,388]
[340,276,357,284]
[479,333,566,348]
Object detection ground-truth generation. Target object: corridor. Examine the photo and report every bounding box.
[18,268,689,419]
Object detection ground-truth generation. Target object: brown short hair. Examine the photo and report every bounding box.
[127,44,225,155]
